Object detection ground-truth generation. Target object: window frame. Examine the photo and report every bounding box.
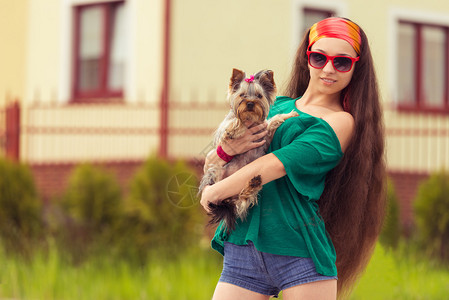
[303,8,334,22]
[302,8,334,36]
[72,1,125,102]
[291,0,346,55]
[396,20,449,114]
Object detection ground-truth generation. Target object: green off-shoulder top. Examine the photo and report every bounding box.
[211,96,344,276]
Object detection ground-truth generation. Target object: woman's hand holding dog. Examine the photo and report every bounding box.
[221,122,268,156]
[200,185,217,213]
[203,122,268,172]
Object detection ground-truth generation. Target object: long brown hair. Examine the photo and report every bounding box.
[285,19,387,296]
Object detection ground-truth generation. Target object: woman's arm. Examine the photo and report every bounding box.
[200,153,286,210]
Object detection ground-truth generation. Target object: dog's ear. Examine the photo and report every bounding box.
[230,68,245,92]
[256,70,276,95]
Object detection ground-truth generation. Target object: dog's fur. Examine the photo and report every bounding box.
[199,68,298,231]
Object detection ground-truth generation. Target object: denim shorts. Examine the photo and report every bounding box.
[219,241,337,297]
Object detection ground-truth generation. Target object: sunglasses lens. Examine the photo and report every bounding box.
[309,52,327,68]
[333,57,353,72]
[308,52,357,72]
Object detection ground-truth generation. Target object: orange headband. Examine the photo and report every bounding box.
[309,17,361,55]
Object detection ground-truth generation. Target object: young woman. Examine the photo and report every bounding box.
[201,17,386,299]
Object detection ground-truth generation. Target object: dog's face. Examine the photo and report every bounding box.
[228,68,277,124]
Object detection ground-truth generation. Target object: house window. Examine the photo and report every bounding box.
[397,21,449,112]
[303,8,334,35]
[73,1,125,101]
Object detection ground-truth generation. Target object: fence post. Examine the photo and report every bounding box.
[6,101,20,161]
[159,0,171,158]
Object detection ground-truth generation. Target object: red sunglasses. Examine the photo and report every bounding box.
[307,51,359,72]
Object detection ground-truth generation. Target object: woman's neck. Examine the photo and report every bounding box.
[299,88,343,112]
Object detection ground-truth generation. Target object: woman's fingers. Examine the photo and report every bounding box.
[248,139,266,150]
[248,122,267,134]
[221,122,269,155]
[251,130,268,141]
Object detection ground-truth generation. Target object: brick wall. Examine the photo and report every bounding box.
[30,158,205,202]
[388,171,429,234]
[30,160,145,202]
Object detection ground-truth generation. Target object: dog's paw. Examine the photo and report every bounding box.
[249,175,262,188]
[287,110,299,117]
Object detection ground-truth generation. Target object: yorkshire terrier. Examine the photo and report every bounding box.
[199,68,298,231]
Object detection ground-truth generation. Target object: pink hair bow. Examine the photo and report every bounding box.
[245,75,255,83]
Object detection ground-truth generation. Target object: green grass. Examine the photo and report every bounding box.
[350,243,449,300]
[0,242,223,300]
[0,241,448,300]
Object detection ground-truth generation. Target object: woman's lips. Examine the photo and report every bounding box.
[321,77,337,85]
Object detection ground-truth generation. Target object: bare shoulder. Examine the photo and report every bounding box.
[322,111,355,152]
[322,111,355,130]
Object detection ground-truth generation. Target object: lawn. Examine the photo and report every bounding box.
[0,242,448,299]
[0,242,223,300]
[349,244,449,300]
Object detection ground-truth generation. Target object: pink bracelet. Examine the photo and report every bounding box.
[217,145,234,163]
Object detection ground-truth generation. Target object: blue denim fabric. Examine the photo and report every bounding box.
[219,241,337,297]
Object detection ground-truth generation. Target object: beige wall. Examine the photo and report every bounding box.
[132,0,164,103]
[0,0,28,105]
[25,0,60,103]
[170,0,293,103]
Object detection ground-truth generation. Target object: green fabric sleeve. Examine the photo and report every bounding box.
[271,122,342,201]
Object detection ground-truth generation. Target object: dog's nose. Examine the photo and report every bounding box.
[246,102,254,110]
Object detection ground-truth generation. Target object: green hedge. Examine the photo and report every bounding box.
[115,156,204,261]
[0,156,206,263]
[0,158,43,254]
[59,163,123,261]
[414,171,449,262]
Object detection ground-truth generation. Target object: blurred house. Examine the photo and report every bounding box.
[1,0,449,231]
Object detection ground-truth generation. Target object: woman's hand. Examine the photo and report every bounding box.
[200,185,218,213]
[203,122,268,172]
[221,122,268,156]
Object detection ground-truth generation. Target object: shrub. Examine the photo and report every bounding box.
[379,178,401,249]
[117,156,204,261]
[59,163,122,259]
[0,158,43,254]
[414,171,449,262]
